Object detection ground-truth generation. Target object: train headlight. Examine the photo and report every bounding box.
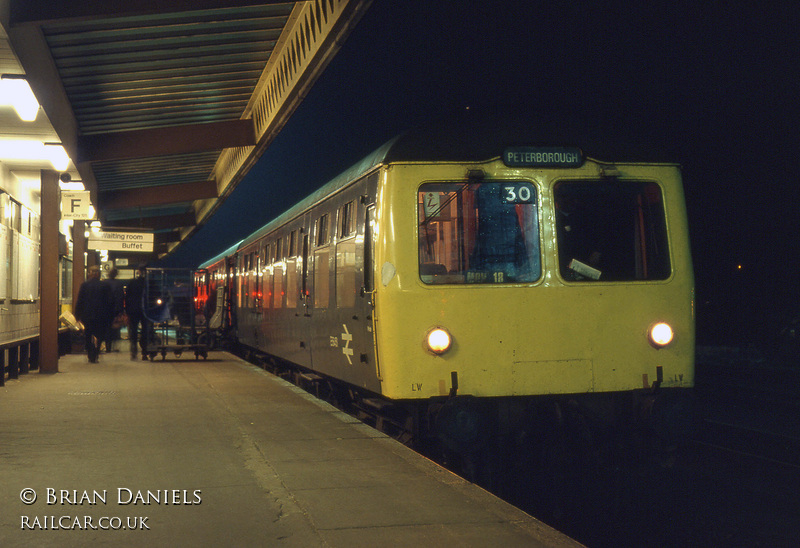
[649,322,674,348]
[426,327,452,355]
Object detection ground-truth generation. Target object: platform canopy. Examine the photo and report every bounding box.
[1,0,371,259]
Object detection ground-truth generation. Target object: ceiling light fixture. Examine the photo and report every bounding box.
[1,74,40,122]
[44,143,70,171]
[0,140,71,171]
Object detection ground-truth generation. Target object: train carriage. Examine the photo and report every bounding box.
[197,123,694,456]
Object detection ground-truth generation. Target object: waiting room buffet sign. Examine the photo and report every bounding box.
[88,231,154,252]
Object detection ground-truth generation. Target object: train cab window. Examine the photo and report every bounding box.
[554,180,670,281]
[418,182,541,284]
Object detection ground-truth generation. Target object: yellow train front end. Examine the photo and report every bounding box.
[372,149,694,403]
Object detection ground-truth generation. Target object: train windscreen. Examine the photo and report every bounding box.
[554,180,671,281]
[418,182,541,284]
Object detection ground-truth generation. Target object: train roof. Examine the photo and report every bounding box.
[197,238,243,270]
[234,137,399,253]
[207,114,680,263]
[378,114,681,165]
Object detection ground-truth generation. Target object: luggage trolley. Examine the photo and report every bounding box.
[143,268,209,360]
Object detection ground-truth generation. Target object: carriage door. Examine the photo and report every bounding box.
[225,255,237,333]
[255,244,265,348]
[360,173,380,384]
[243,249,259,347]
[358,203,379,385]
[301,232,310,317]
[293,229,313,368]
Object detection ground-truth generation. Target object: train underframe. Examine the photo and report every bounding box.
[239,344,695,498]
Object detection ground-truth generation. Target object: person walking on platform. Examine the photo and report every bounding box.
[105,267,125,352]
[125,264,148,360]
[74,265,114,363]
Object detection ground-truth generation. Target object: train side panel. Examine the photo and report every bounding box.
[302,173,380,390]
[236,241,261,349]
[235,215,313,369]
[260,215,313,369]
[231,173,381,390]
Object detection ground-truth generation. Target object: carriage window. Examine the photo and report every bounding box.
[418,182,541,284]
[272,239,284,309]
[316,214,329,246]
[261,243,272,309]
[339,201,355,238]
[554,180,670,281]
[286,231,298,308]
[288,230,297,257]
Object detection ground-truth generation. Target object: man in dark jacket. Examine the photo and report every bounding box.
[74,265,114,363]
[125,264,148,360]
[104,267,125,352]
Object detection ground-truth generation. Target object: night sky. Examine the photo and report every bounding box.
[162,1,800,347]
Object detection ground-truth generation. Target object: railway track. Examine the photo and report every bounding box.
[695,348,800,466]
[687,421,800,546]
[697,418,800,468]
[686,350,800,545]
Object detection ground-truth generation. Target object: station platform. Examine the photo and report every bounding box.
[0,350,581,547]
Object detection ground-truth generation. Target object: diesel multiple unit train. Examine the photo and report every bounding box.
[194,125,695,470]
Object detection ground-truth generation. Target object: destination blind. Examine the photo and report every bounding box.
[503,147,583,168]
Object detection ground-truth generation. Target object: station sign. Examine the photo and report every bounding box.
[61,191,93,219]
[88,231,154,252]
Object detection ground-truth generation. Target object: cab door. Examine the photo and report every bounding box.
[356,202,379,389]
